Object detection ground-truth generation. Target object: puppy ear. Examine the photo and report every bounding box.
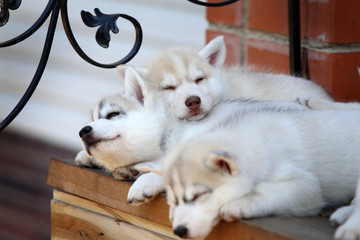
[206,150,238,175]
[117,64,128,84]
[198,35,226,68]
[124,67,147,105]
[118,65,148,84]
[133,161,163,176]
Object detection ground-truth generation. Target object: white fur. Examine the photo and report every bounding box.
[158,109,360,239]
[127,99,309,204]
[331,172,360,240]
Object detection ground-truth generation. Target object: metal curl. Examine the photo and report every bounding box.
[187,0,239,7]
[0,0,60,131]
[81,8,120,49]
[61,4,142,68]
[0,0,55,47]
[0,0,143,132]
[0,0,21,27]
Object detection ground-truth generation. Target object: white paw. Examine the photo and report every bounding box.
[75,151,102,168]
[296,97,311,108]
[220,197,260,222]
[127,172,165,206]
[297,98,336,110]
[296,97,324,110]
[330,205,355,226]
[334,213,360,240]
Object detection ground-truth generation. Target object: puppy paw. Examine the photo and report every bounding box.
[334,212,360,240]
[113,166,141,181]
[330,205,355,226]
[127,172,165,206]
[296,97,311,108]
[75,151,101,168]
[297,98,336,110]
[220,197,260,221]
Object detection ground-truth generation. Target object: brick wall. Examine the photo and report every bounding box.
[206,0,360,101]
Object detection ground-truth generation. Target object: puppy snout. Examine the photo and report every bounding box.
[79,126,92,139]
[174,225,188,238]
[185,96,201,111]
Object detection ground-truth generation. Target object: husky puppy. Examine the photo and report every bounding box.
[75,68,166,179]
[141,36,332,120]
[75,67,308,180]
[141,109,360,239]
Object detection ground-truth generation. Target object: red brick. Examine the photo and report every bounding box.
[248,0,360,43]
[206,0,243,26]
[246,38,290,74]
[246,38,360,101]
[206,30,243,66]
[248,0,289,35]
[307,50,360,101]
[305,0,360,43]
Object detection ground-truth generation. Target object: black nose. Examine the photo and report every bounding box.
[174,225,188,238]
[185,96,201,111]
[79,126,92,138]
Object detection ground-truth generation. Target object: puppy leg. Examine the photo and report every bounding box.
[75,150,102,168]
[127,172,165,206]
[297,98,360,110]
[332,174,360,240]
[113,166,141,181]
[220,172,323,221]
[330,204,355,226]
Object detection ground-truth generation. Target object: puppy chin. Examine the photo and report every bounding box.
[177,109,208,121]
[84,136,120,158]
[186,113,206,121]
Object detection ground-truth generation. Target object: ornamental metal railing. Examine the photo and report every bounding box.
[0,0,301,132]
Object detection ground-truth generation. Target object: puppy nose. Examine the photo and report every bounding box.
[174,225,188,238]
[79,126,92,138]
[185,96,201,111]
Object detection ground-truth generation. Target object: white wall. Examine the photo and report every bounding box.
[0,0,207,151]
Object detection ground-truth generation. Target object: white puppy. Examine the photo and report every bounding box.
[138,109,360,239]
[141,36,332,120]
[75,68,166,179]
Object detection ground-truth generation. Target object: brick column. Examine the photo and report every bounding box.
[206,0,360,101]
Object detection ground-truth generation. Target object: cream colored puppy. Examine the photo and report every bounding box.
[139,108,360,239]
[141,36,332,120]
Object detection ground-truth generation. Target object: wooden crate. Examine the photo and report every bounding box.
[47,158,335,240]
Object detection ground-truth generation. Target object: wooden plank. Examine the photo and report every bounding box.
[51,198,173,240]
[53,190,178,239]
[47,158,171,226]
[47,158,336,240]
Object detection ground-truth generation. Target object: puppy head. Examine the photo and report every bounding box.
[79,67,163,178]
[145,36,227,121]
[161,135,252,239]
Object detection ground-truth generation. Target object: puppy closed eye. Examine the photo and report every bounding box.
[162,85,176,91]
[106,112,121,120]
[195,77,205,84]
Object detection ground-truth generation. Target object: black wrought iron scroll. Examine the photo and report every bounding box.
[2,0,299,133]
[0,0,143,132]
[187,0,239,7]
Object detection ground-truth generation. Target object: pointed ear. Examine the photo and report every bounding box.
[118,65,148,85]
[117,64,128,84]
[133,161,163,176]
[205,150,238,175]
[124,67,147,105]
[198,35,226,68]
